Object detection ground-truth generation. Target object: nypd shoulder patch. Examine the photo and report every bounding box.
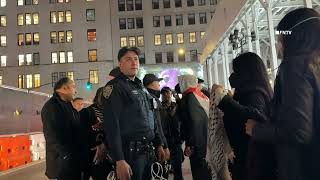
[103,85,113,99]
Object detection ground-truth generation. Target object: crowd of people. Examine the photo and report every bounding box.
[41,8,320,180]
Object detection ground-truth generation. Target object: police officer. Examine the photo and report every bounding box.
[103,47,165,180]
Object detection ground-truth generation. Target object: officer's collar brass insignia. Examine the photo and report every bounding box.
[103,85,113,99]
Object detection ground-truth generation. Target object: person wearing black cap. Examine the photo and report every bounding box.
[197,78,210,98]
[102,47,165,180]
[160,87,184,180]
[143,74,170,162]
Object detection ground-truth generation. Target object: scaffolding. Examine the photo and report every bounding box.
[201,0,320,89]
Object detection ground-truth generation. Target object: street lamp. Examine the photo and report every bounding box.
[178,48,185,55]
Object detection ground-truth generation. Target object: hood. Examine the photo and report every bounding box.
[178,75,198,93]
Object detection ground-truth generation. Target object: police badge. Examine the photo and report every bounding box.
[103,85,113,99]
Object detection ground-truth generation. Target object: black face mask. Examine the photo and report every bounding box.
[147,88,161,98]
[229,73,242,89]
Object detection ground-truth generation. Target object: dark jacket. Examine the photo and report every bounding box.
[253,53,320,180]
[147,88,168,149]
[218,88,275,180]
[160,101,182,146]
[180,92,208,155]
[103,74,163,161]
[41,93,83,179]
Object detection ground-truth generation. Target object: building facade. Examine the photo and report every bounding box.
[0,0,217,100]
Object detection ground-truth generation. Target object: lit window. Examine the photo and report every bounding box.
[89,70,99,84]
[199,12,207,24]
[0,15,6,27]
[188,14,195,25]
[50,31,57,44]
[51,72,58,87]
[164,16,171,27]
[200,31,205,39]
[51,52,58,64]
[26,74,33,88]
[33,53,40,65]
[0,75,2,85]
[153,16,160,27]
[127,0,133,11]
[34,74,40,88]
[58,31,65,43]
[88,49,97,62]
[86,9,95,21]
[128,36,136,47]
[87,29,96,41]
[67,51,73,63]
[66,31,72,43]
[18,14,24,26]
[59,51,66,63]
[26,14,32,25]
[18,33,24,46]
[178,50,185,62]
[58,0,63,3]
[166,34,173,45]
[118,0,125,11]
[66,11,72,22]
[58,11,64,23]
[0,0,6,7]
[119,18,126,29]
[33,33,40,45]
[19,54,24,66]
[154,35,161,46]
[137,36,144,47]
[1,55,6,67]
[120,37,127,47]
[67,71,74,80]
[176,15,183,26]
[155,52,162,63]
[33,0,39,5]
[50,12,57,23]
[33,13,39,25]
[26,53,32,65]
[127,18,135,29]
[18,75,25,88]
[0,35,6,46]
[177,33,184,44]
[65,0,71,2]
[189,32,196,43]
[17,0,23,6]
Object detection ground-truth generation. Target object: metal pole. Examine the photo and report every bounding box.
[252,3,262,57]
[223,40,230,89]
[245,12,253,52]
[266,0,278,79]
[213,53,219,84]
[304,0,313,7]
[207,58,213,89]
[221,47,228,89]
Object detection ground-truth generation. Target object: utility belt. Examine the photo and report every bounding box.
[127,140,155,153]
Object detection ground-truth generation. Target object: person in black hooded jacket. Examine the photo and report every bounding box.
[213,52,276,180]
[143,74,170,162]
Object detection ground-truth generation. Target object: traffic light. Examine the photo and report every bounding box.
[86,81,93,90]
